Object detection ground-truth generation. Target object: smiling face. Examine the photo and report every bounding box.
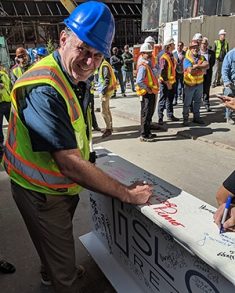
[58,29,104,83]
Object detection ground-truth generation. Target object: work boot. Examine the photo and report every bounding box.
[193,118,205,125]
[168,115,179,122]
[150,123,161,130]
[93,126,101,131]
[158,118,163,125]
[139,134,156,142]
[102,129,112,138]
[0,260,15,274]
[183,119,189,126]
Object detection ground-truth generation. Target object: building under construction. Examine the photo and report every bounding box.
[0,0,143,60]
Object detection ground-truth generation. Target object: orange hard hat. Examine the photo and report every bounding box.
[16,47,27,57]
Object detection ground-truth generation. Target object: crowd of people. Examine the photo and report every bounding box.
[0,1,234,292]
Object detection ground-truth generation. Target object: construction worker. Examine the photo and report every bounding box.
[183,40,209,126]
[35,47,48,63]
[0,64,11,156]
[144,36,156,67]
[10,47,31,85]
[158,37,179,125]
[222,47,235,124]
[2,2,153,292]
[86,75,101,131]
[136,43,159,142]
[212,29,229,87]
[200,37,215,112]
[192,33,203,45]
[97,58,117,138]
[143,36,160,130]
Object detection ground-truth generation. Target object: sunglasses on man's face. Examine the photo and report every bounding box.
[17,54,27,59]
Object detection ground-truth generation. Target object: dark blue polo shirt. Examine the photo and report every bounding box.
[20,51,84,152]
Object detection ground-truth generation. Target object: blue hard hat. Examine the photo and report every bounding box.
[64,1,115,58]
[37,47,48,57]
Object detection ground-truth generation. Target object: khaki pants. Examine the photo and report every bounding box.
[100,93,112,129]
[11,181,80,293]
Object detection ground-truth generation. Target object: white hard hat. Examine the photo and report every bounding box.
[164,37,175,46]
[192,33,203,41]
[144,36,156,44]
[140,43,153,53]
[218,29,226,35]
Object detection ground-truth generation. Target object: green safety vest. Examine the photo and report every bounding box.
[3,54,91,195]
[99,60,117,96]
[0,70,11,102]
[215,40,229,59]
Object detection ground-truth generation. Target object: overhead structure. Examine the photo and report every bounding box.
[0,0,143,59]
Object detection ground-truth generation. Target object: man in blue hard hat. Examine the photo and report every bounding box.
[35,47,48,63]
[3,2,153,292]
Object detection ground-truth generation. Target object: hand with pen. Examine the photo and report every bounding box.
[214,195,235,233]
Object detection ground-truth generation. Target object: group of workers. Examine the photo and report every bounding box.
[0,1,234,292]
[135,28,231,142]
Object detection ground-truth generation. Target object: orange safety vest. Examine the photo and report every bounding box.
[184,52,205,86]
[159,52,176,85]
[136,62,159,96]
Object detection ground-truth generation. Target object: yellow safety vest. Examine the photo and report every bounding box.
[159,53,176,85]
[215,40,229,59]
[3,54,91,196]
[12,66,23,79]
[99,60,117,96]
[0,70,11,102]
[184,53,205,86]
[136,62,159,96]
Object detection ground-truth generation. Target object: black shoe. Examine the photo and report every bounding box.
[193,118,205,125]
[102,129,112,138]
[172,101,178,106]
[93,126,101,131]
[168,116,179,122]
[140,136,156,142]
[122,93,126,97]
[148,133,157,138]
[158,118,163,125]
[150,123,161,130]
[0,260,16,274]
[211,84,216,88]
[183,120,189,126]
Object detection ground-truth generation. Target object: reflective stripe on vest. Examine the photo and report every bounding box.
[3,109,76,189]
[99,60,117,96]
[184,53,204,86]
[136,62,159,96]
[14,66,80,122]
[159,53,176,85]
[215,40,229,59]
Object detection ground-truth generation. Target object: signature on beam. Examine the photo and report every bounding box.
[197,232,235,247]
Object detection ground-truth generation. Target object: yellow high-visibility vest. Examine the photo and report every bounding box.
[3,54,91,195]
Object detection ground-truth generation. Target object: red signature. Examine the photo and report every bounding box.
[147,199,185,227]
